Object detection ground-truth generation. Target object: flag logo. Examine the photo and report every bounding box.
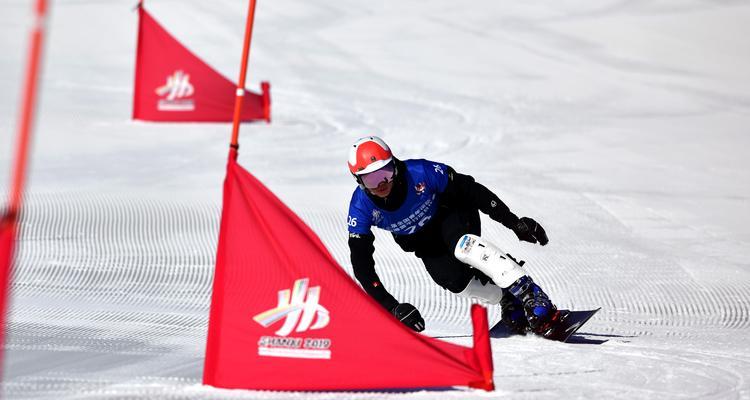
[253,278,332,359]
[155,70,195,111]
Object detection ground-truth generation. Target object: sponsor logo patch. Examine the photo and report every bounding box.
[414,182,426,196]
[371,209,383,224]
[253,278,332,359]
[458,235,475,254]
[155,70,195,111]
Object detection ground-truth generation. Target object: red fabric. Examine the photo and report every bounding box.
[203,152,493,391]
[132,6,270,122]
[0,213,18,351]
[470,304,495,390]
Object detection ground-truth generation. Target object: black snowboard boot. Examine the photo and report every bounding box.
[508,275,559,334]
[500,289,529,334]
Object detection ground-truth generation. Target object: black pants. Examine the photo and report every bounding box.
[393,205,491,293]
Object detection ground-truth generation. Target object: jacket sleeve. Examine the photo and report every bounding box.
[348,232,399,312]
[441,167,520,229]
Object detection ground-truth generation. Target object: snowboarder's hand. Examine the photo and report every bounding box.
[513,217,548,246]
[391,303,425,332]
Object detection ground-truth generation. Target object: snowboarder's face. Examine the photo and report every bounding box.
[368,180,393,198]
[360,162,395,197]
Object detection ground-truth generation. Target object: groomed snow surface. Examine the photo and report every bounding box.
[2,0,750,398]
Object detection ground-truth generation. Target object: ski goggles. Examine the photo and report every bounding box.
[360,162,395,189]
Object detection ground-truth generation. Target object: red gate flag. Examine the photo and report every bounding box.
[203,149,494,391]
[132,4,270,122]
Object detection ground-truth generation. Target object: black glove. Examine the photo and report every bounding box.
[391,303,425,332]
[512,217,548,246]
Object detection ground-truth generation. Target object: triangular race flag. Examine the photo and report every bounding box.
[132,5,270,122]
[203,150,494,391]
[0,212,18,349]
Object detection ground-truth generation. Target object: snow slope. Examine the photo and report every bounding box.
[1,0,749,398]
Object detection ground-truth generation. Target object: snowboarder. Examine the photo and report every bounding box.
[347,136,559,335]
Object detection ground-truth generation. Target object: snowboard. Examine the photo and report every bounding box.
[489,308,601,343]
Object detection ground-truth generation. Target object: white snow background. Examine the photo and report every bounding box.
[1,0,749,398]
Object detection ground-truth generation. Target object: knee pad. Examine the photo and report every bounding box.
[456,276,503,304]
[454,234,525,288]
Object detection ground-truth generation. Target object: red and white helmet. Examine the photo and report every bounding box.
[348,136,393,176]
